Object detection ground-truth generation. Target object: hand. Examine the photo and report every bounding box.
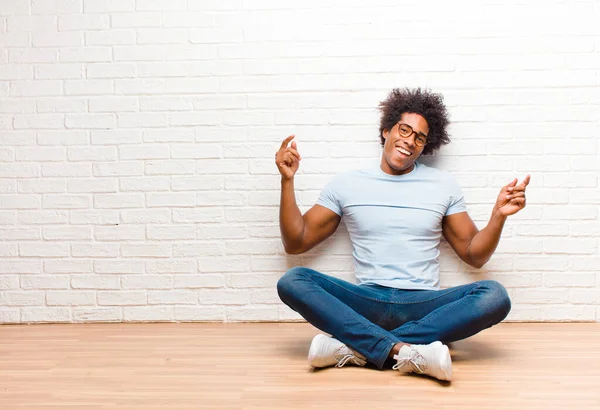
[275,135,302,181]
[494,175,531,217]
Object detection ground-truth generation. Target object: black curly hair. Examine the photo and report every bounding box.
[378,88,450,156]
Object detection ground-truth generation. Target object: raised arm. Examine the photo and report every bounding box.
[442,175,530,268]
[276,135,341,255]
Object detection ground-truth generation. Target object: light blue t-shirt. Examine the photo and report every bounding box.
[316,162,467,290]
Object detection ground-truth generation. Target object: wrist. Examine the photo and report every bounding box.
[491,208,508,224]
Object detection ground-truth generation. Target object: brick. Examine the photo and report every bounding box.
[60,47,111,62]
[139,96,193,112]
[119,145,169,160]
[86,63,135,78]
[38,130,89,145]
[43,226,91,240]
[89,96,138,112]
[10,48,58,63]
[65,114,115,129]
[14,114,64,129]
[0,291,44,306]
[119,177,170,192]
[93,260,144,274]
[173,242,225,257]
[227,306,279,322]
[46,291,95,306]
[122,275,172,290]
[118,113,168,128]
[18,179,65,194]
[113,46,166,62]
[91,130,142,145]
[83,0,134,12]
[0,276,19,290]
[171,144,221,159]
[148,290,196,305]
[197,192,246,206]
[85,30,135,45]
[198,256,248,273]
[198,289,249,305]
[93,161,143,177]
[146,259,196,274]
[136,0,186,11]
[21,307,71,323]
[71,243,118,258]
[123,306,173,322]
[174,274,224,289]
[44,259,91,274]
[98,291,146,306]
[71,275,119,289]
[94,193,144,209]
[37,98,88,113]
[59,14,109,30]
[0,164,41,178]
[171,177,224,191]
[69,210,118,225]
[32,0,82,14]
[34,63,83,80]
[17,210,68,224]
[0,194,41,209]
[137,29,188,44]
[94,225,145,241]
[0,309,20,324]
[121,244,170,258]
[19,243,70,258]
[146,192,195,207]
[172,208,222,223]
[21,275,70,289]
[73,307,122,322]
[174,306,225,321]
[42,164,96,177]
[67,147,117,162]
[147,226,196,240]
[120,209,171,224]
[43,193,90,209]
[64,79,113,95]
[16,147,65,162]
[110,12,161,28]
[32,31,82,47]
[0,259,42,273]
[11,80,62,97]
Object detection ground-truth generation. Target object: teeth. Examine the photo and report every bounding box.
[396,147,411,156]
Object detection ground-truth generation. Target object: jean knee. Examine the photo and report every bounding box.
[277,266,310,303]
[479,280,511,321]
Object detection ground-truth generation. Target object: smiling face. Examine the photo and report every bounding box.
[380,112,429,175]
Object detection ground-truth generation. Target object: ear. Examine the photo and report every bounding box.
[382,129,390,141]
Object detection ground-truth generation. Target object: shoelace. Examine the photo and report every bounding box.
[392,347,427,373]
[334,347,366,368]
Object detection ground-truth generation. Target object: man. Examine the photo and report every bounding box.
[275,88,530,382]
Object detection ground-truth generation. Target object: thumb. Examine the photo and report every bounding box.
[291,140,297,150]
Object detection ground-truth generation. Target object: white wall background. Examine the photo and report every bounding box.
[0,0,599,324]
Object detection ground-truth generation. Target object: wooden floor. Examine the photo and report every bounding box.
[0,323,599,410]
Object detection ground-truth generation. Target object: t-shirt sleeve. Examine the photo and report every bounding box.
[316,177,343,216]
[445,176,467,216]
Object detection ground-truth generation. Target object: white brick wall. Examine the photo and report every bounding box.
[0,0,599,324]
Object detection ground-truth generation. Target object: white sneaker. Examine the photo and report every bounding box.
[392,341,452,381]
[308,334,367,368]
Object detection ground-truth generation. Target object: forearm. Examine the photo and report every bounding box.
[279,178,305,253]
[466,210,507,268]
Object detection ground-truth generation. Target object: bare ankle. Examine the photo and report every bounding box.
[389,342,410,358]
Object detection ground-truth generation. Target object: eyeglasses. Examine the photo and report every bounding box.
[396,123,428,147]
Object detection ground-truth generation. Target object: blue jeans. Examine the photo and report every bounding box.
[277,266,511,369]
